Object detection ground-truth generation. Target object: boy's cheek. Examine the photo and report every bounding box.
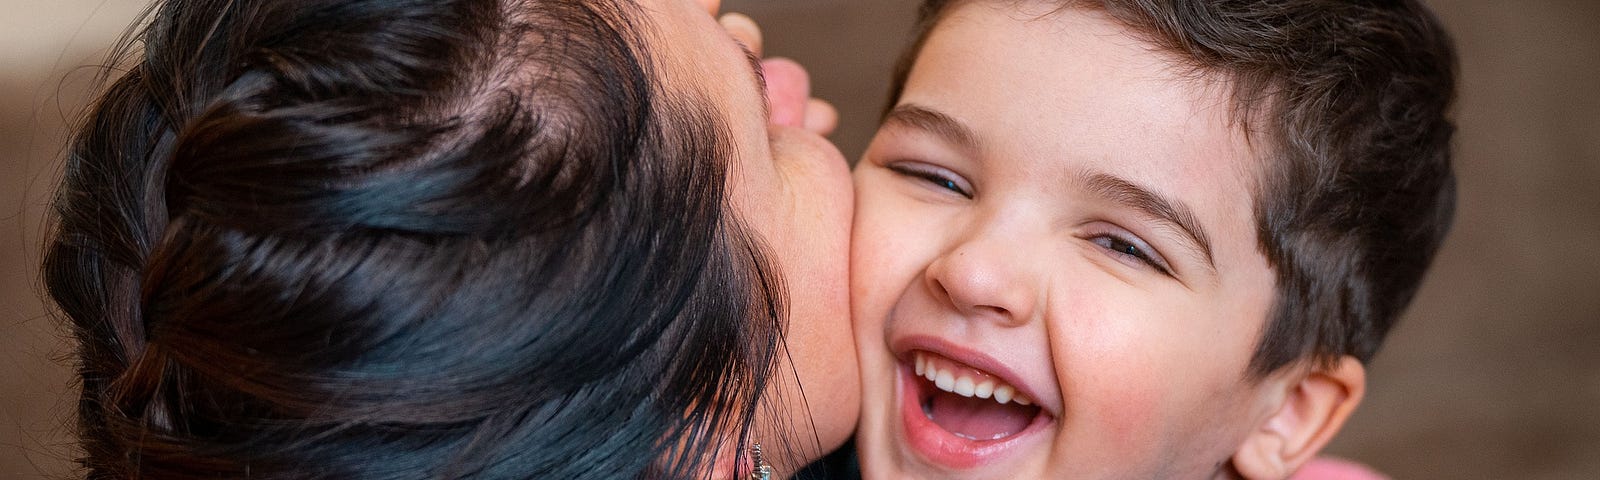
[1067,369,1168,452]
[1055,346,1263,471]
[849,185,914,310]
[848,234,902,340]
[1048,312,1210,451]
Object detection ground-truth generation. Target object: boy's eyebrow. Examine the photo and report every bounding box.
[1080,172,1217,271]
[883,104,981,153]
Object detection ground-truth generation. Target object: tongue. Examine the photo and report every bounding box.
[926,389,1039,441]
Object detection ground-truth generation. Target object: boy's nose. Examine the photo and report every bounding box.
[922,236,1038,327]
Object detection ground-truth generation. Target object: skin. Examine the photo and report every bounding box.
[851,3,1299,478]
[639,0,859,475]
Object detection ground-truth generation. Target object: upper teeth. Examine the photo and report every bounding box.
[914,351,1033,406]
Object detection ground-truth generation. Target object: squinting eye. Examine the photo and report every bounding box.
[1111,239,1142,256]
[1092,234,1172,276]
[934,178,961,192]
[885,163,973,199]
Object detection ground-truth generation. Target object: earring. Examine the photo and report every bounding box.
[750,443,773,480]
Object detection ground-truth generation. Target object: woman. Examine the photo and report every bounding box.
[43,0,856,478]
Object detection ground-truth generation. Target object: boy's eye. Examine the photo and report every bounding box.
[1091,233,1173,276]
[886,162,973,199]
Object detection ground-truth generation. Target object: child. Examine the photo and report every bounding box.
[849,0,1456,478]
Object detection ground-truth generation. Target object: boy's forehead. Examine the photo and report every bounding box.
[950,0,1273,203]
[919,0,1275,155]
[913,3,1262,165]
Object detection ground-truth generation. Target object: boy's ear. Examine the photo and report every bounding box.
[1232,356,1366,480]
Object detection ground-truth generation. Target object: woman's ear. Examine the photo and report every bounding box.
[1232,356,1366,479]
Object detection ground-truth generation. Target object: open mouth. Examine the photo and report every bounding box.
[898,349,1053,468]
[914,351,1041,440]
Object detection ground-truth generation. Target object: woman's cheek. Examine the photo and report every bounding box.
[759,125,858,466]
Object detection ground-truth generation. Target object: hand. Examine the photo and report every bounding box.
[717,12,840,136]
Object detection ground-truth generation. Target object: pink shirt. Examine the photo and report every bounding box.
[1291,458,1389,480]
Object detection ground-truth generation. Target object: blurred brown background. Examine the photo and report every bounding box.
[4,0,1597,478]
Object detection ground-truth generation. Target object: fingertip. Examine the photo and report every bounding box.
[696,0,722,15]
[804,98,839,137]
[718,12,763,56]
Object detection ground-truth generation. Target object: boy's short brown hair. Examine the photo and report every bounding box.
[890,0,1458,377]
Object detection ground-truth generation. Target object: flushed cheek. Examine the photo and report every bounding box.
[1056,355,1256,477]
[1065,362,1169,453]
[848,193,926,318]
[1047,314,1182,453]
[848,247,898,338]
[848,188,908,379]
[1049,296,1243,447]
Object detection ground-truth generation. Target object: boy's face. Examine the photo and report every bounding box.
[852,3,1285,478]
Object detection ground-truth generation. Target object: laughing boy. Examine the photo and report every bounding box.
[849,0,1457,478]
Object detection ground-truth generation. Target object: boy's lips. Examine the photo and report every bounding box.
[890,336,1058,469]
[892,336,1059,416]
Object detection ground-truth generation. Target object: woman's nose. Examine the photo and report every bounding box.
[761,58,810,127]
[922,235,1038,327]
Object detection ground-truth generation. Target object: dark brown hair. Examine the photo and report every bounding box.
[890,0,1458,377]
[44,0,786,478]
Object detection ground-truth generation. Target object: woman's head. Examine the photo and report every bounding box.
[44,0,854,477]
